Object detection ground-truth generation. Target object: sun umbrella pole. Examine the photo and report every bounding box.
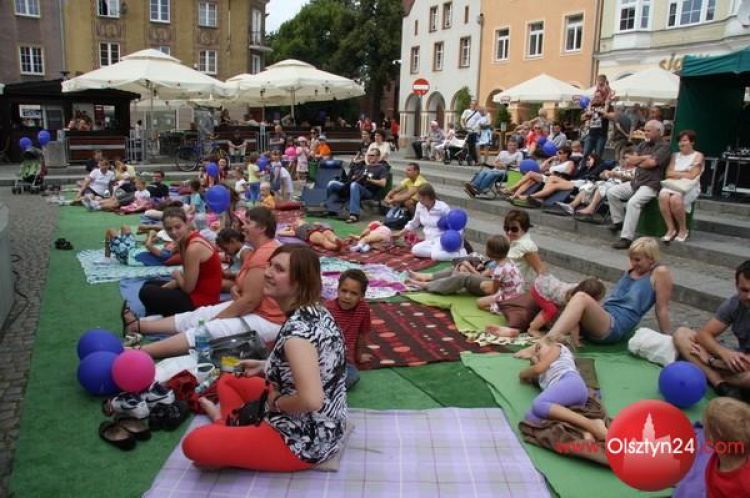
[291,88,296,123]
[147,88,154,163]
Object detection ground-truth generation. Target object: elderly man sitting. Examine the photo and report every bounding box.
[607,120,671,249]
[673,260,750,400]
[384,162,427,213]
[325,148,388,223]
[411,121,445,160]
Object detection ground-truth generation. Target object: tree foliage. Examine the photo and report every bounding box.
[268,0,403,117]
[454,86,472,118]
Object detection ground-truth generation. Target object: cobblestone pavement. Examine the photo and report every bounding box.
[0,188,59,496]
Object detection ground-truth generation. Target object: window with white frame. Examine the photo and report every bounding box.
[433,42,444,71]
[442,2,452,29]
[198,2,217,27]
[458,36,471,67]
[150,0,170,23]
[667,0,716,27]
[251,9,263,44]
[15,0,40,17]
[157,45,171,55]
[527,21,544,57]
[494,28,509,61]
[18,46,43,75]
[251,54,262,74]
[97,0,120,17]
[99,42,120,66]
[199,50,217,74]
[410,46,420,74]
[429,6,438,32]
[565,14,584,52]
[617,0,651,31]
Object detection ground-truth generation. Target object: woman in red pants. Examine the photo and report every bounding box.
[182,245,348,471]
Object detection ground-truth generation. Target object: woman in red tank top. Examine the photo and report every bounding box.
[138,207,222,317]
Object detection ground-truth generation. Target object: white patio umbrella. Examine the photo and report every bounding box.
[225,60,365,120]
[493,73,583,103]
[62,49,230,159]
[585,67,680,104]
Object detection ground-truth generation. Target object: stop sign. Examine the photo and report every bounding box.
[412,78,430,96]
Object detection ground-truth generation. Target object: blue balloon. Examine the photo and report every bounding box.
[440,229,462,253]
[542,142,558,157]
[19,137,32,150]
[37,130,51,146]
[77,351,120,396]
[206,162,219,178]
[437,215,450,231]
[519,159,540,174]
[536,136,547,147]
[77,328,124,360]
[446,209,468,231]
[257,156,270,172]
[205,185,230,213]
[579,96,591,109]
[658,361,707,408]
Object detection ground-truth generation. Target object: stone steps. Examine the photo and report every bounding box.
[390,158,750,239]
[387,159,744,313]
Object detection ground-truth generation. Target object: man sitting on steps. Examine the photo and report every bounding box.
[607,120,671,249]
[325,148,388,223]
[673,260,750,401]
[383,162,426,213]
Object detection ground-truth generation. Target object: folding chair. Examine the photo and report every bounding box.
[301,159,345,211]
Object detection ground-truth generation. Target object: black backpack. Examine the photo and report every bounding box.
[383,206,409,230]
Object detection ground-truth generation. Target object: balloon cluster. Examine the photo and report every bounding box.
[77,329,155,396]
[18,130,51,150]
[437,209,468,252]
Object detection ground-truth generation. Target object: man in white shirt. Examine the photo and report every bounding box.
[460,100,482,165]
[75,160,116,202]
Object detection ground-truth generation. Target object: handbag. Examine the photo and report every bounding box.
[209,331,269,368]
[226,383,269,427]
[660,177,699,195]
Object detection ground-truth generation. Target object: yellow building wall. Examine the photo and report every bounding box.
[63,0,248,80]
[479,0,599,112]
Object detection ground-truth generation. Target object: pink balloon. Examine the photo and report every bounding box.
[111,350,155,393]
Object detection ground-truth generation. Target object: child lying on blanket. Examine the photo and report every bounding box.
[104,225,178,266]
[486,275,606,339]
[325,269,371,390]
[520,336,608,441]
[405,235,510,296]
[277,219,343,251]
[349,221,392,253]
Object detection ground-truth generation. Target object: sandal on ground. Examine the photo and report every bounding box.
[98,421,136,451]
[54,238,73,250]
[114,416,152,441]
[345,215,359,224]
[149,400,189,431]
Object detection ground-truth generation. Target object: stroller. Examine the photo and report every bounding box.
[12,147,46,194]
[443,131,474,166]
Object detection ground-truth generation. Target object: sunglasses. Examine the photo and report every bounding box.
[504,225,521,233]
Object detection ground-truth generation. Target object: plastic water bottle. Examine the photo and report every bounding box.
[194,320,212,364]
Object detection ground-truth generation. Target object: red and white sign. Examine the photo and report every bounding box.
[412,78,430,96]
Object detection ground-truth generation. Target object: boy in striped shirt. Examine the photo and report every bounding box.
[325,269,371,389]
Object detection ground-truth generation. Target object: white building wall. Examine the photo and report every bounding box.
[398,0,482,141]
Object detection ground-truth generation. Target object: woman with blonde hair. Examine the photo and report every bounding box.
[540,237,673,346]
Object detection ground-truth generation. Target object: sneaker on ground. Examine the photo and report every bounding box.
[555,202,574,216]
[103,393,150,419]
[144,382,176,408]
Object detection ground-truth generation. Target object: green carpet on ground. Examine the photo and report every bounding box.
[462,352,709,498]
[405,292,505,332]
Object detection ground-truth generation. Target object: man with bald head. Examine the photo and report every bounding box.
[607,120,671,249]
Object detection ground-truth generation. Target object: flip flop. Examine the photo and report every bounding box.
[114,416,152,441]
[98,421,136,451]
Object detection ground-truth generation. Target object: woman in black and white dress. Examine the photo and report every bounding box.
[182,245,347,471]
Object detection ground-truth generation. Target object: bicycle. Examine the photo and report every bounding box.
[174,136,228,172]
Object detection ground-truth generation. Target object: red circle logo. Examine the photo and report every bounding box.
[606,400,697,491]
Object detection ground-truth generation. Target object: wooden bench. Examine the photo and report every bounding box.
[67,135,127,162]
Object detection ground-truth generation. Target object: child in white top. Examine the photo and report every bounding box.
[232,167,248,196]
[519,336,607,440]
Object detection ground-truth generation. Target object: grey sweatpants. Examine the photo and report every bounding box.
[425,269,489,296]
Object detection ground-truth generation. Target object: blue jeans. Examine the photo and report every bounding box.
[583,133,606,158]
[326,181,373,216]
[472,169,507,191]
[245,182,260,203]
[345,363,360,390]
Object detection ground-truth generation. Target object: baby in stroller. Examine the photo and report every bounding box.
[443,130,474,166]
[12,147,46,194]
